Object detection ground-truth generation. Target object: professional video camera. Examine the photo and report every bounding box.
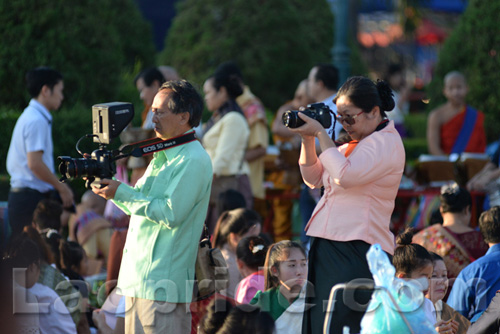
[58,102,134,188]
[282,102,333,129]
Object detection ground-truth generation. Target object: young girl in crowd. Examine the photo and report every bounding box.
[250,240,307,334]
[426,252,470,333]
[10,234,78,333]
[60,240,89,282]
[394,228,458,334]
[213,208,262,298]
[32,198,64,266]
[21,226,85,331]
[60,240,93,329]
[235,235,269,304]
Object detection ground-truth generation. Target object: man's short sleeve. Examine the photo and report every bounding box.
[25,118,51,153]
[248,121,269,149]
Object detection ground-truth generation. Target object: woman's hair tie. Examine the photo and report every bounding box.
[441,182,460,196]
[251,244,265,254]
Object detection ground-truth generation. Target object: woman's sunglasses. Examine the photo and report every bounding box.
[335,110,364,125]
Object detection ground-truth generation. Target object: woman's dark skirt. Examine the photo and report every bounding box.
[302,238,383,334]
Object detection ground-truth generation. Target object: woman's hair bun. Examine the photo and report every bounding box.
[376,79,395,112]
[441,182,460,196]
[439,182,471,213]
[396,227,415,246]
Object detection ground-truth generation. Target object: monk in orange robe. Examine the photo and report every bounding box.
[427,71,486,155]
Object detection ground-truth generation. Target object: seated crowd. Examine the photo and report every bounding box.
[3,185,500,334]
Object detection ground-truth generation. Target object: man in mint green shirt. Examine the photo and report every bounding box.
[93,80,212,334]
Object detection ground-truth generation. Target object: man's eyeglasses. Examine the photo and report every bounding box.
[336,110,364,125]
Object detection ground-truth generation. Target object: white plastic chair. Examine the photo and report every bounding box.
[323,281,414,334]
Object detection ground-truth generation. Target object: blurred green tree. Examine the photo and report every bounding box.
[159,0,367,111]
[425,0,500,142]
[0,0,156,109]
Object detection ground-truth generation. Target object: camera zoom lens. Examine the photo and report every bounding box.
[58,157,98,180]
[282,110,305,129]
[282,111,292,127]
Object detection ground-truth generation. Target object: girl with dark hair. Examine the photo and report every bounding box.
[4,235,42,289]
[202,64,251,232]
[59,240,88,281]
[425,252,470,333]
[10,232,79,333]
[32,198,63,267]
[212,208,262,299]
[289,76,405,334]
[394,228,457,334]
[414,183,488,278]
[59,240,94,330]
[394,228,434,280]
[235,235,269,304]
[250,240,307,334]
[59,240,90,303]
[20,226,85,331]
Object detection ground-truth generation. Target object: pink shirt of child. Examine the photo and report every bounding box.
[235,270,265,304]
[300,121,405,255]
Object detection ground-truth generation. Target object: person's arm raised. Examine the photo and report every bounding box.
[290,112,335,166]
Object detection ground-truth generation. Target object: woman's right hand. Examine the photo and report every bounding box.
[435,319,459,334]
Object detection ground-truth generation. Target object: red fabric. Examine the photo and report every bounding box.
[440,107,486,154]
[105,229,128,294]
[344,141,359,158]
[452,229,489,260]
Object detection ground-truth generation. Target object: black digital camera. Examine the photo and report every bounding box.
[58,102,134,188]
[282,102,333,129]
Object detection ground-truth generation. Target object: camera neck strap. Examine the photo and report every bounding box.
[122,131,198,158]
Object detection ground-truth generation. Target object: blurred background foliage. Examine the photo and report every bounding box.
[425,0,500,143]
[0,0,156,109]
[160,0,368,112]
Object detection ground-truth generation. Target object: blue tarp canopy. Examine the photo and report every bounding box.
[358,0,466,13]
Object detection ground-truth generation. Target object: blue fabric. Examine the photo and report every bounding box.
[299,185,316,244]
[447,244,500,322]
[482,144,500,211]
[451,106,478,154]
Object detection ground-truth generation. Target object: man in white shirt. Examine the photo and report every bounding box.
[306,63,343,140]
[7,67,74,238]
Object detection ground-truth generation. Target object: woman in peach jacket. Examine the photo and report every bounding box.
[290,76,405,334]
